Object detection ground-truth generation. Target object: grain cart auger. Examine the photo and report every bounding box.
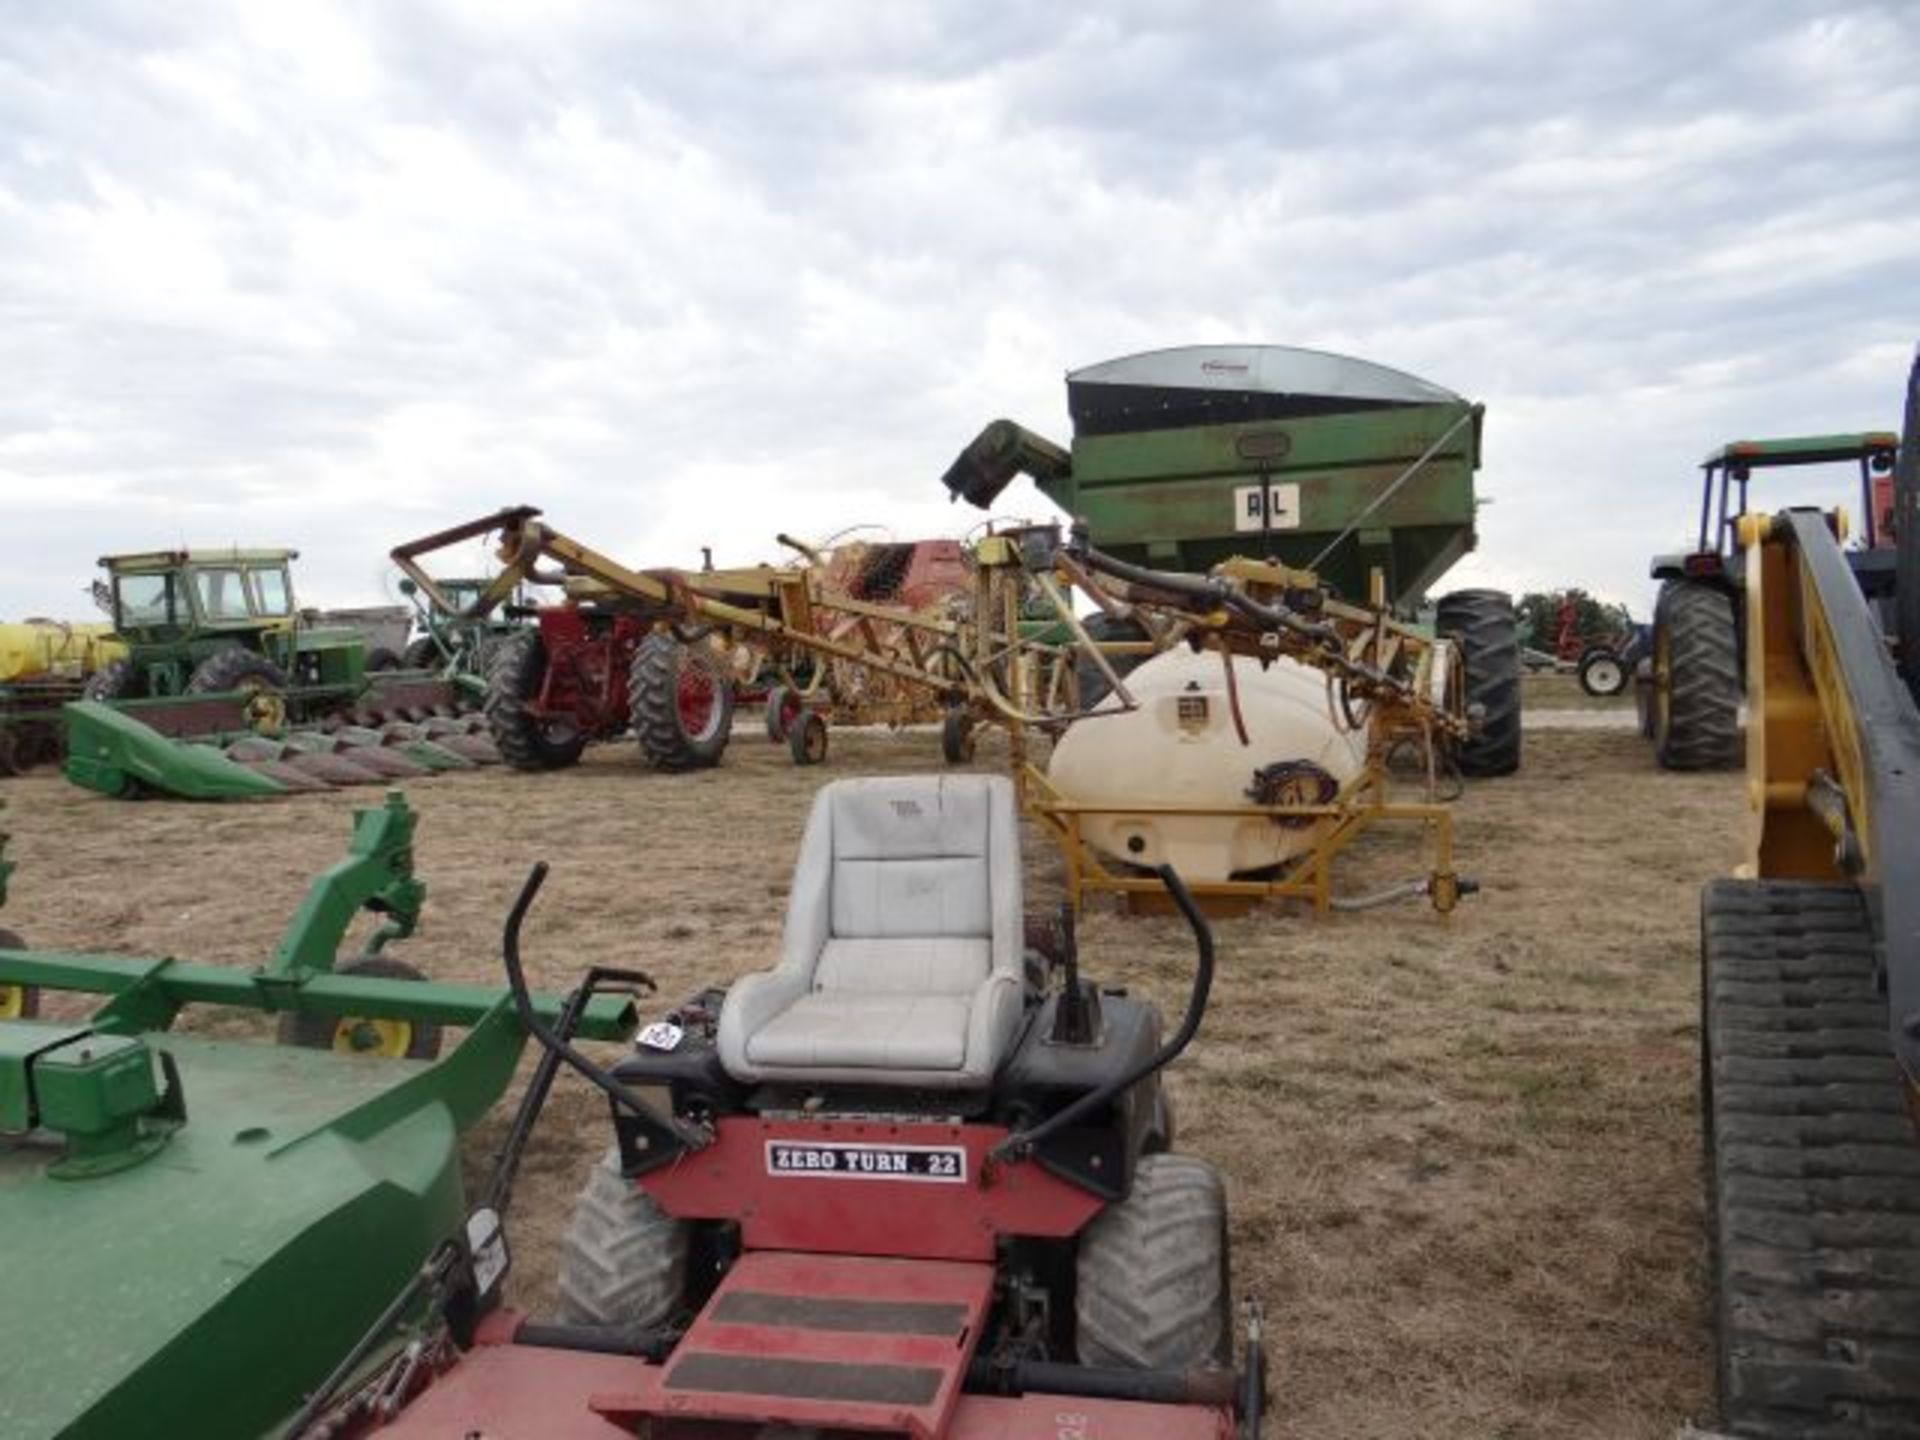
[284,774,1266,1440]
[0,789,637,1440]
[59,547,500,800]
[942,343,1522,778]
[1698,347,1920,1438]
[1641,428,1900,769]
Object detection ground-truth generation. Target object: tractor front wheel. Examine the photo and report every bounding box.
[277,954,443,1060]
[485,630,588,771]
[1652,580,1741,770]
[1436,589,1522,777]
[630,633,734,772]
[186,648,290,733]
[1075,1152,1232,1371]
[558,1144,690,1328]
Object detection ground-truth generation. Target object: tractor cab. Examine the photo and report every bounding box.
[1653,432,1900,593]
[103,548,298,641]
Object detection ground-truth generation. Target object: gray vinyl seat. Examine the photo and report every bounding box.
[716,774,1025,1090]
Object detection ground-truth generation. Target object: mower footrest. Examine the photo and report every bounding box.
[599,1250,992,1438]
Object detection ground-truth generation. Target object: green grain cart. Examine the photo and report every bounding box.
[942,343,1521,774]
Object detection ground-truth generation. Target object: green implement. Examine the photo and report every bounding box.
[0,791,635,1440]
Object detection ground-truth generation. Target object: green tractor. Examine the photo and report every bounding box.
[83,547,371,728]
[1642,432,1900,769]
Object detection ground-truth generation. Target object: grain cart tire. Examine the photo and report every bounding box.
[81,657,139,702]
[1075,1153,1232,1370]
[1076,613,1152,710]
[277,954,443,1060]
[631,634,734,772]
[941,707,976,765]
[186,648,290,733]
[558,1144,690,1329]
[1436,589,1522,777]
[1653,581,1741,771]
[0,928,41,1020]
[1701,878,1920,1438]
[485,630,587,771]
[1577,645,1629,698]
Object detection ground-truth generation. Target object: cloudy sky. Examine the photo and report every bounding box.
[3,1,1915,622]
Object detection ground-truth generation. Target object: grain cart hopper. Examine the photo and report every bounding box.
[1698,347,1920,1437]
[1641,429,1900,769]
[942,343,1521,778]
[60,546,500,800]
[0,790,636,1440]
[284,775,1265,1440]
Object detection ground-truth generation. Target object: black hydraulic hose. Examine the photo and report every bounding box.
[501,864,711,1152]
[990,864,1214,1163]
[1072,541,1231,606]
[510,1320,682,1360]
[965,1356,1239,1407]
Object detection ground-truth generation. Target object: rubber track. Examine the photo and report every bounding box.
[1659,580,1742,770]
[1703,878,1920,1438]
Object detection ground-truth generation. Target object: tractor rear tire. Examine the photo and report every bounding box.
[558,1144,690,1329]
[0,928,41,1020]
[1436,589,1522,777]
[1653,580,1741,771]
[630,633,733,772]
[185,647,289,696]
[1076,614,1151,711]
[1075,1153,1232,1371]
[276,954,443,1060]
[404,636,441,670]
[366,647,404,672]
[82,658,139,702]
[485,630,588,771]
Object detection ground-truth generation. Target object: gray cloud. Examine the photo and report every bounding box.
[2,1,1915,620]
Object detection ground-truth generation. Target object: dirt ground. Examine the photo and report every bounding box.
[0,676,1741,1439]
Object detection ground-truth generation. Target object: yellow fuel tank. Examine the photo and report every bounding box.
[0,621,125,684]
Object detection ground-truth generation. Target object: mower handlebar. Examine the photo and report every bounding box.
[990,863,1214,1165]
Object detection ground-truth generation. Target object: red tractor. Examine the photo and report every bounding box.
[292,775,1263,1439]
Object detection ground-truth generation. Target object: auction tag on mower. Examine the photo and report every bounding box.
[636,1021,684,1051]
[765,1140,967,1183]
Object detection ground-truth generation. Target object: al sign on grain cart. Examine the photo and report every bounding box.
[60,546,499,799]
[0,790,635,1439]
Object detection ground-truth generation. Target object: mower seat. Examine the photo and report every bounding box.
[717,775,1025,1090]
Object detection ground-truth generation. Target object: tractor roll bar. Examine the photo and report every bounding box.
[990,863,1214,1164]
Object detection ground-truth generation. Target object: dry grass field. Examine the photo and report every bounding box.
[0,678,1741,1439]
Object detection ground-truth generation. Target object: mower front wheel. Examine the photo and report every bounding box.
[1075,1152,1232,1371]
[559,1145,691,1329]
[277,954,443,1061]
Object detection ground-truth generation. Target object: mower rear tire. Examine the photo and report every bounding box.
[1653,580,1741,771]
[1436,589,1522,777]
[631,633,733,772]
[1076,613,1151,711]
[277,954,443,1060]
[485,630,587,771]
[558,1144,690,1330]
[82,658,139,702]
[1075,1152,1232,1371]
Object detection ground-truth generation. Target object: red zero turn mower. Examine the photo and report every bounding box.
[292,775,1264,1439]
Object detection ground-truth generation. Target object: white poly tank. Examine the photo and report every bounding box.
[1047,647,1365,883]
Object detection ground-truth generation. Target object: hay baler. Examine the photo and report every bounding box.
[0,791,635,1439]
